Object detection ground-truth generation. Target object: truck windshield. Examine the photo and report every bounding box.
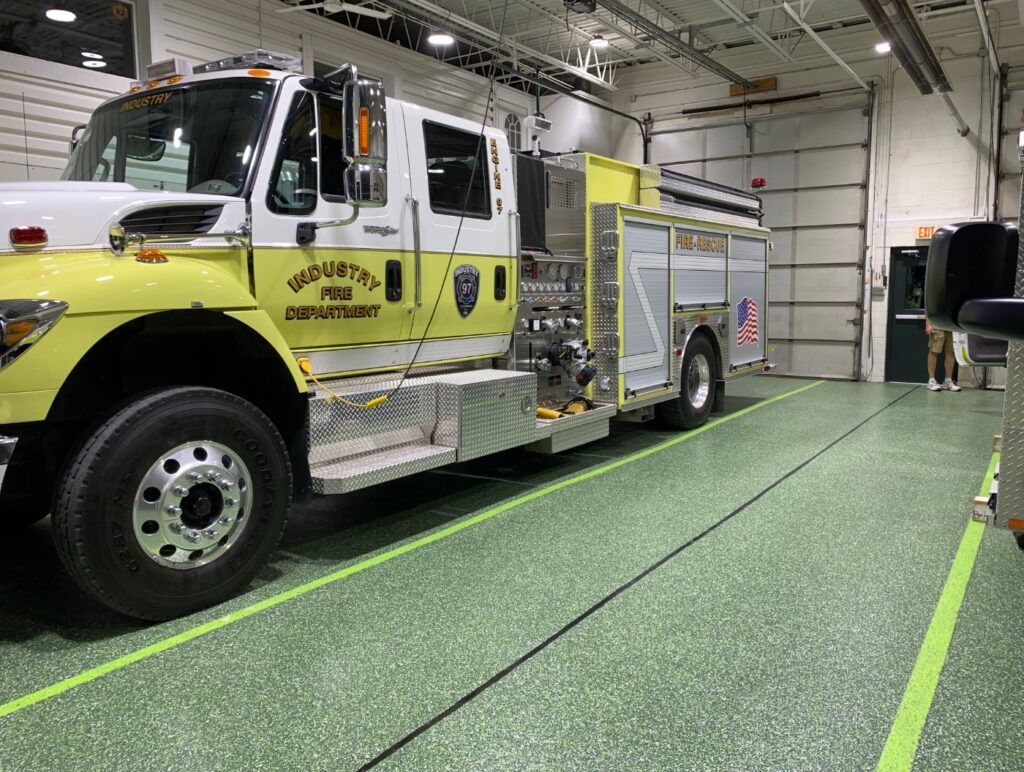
[62,80,276,196]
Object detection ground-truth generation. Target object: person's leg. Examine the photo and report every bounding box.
[927,330,943,390]
[928,351,939,380]
[943,332,961,390]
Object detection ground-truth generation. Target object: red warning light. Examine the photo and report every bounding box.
[751,178,766,189]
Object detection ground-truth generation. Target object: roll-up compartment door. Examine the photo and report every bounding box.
[621,220,672,396]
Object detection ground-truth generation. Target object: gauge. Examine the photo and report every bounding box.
[573,264,584,279]
[546,263,559,280]
[559,264,571,280]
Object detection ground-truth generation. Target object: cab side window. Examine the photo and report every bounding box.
[267,93,316,215]
[423,121,491,220]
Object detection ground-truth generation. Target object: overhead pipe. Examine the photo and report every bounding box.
[973,0,1001,77]
[491,61,653,163]
[594,0,755,89]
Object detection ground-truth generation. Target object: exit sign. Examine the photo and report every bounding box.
[915,225,938,240]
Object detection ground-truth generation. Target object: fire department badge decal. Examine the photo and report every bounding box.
[454,265,480,318]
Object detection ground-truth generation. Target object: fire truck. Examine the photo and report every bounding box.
[0,51,769,619]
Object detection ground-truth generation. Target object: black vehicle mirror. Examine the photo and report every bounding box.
[925,221,1021,339]
[126,134,166,162]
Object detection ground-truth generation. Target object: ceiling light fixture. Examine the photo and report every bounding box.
[875,41,891,54]
[427,32,454,46]
[45,8,76,22]
[82,60,107,68]
[589,34,609,49]
[82,51,104,59]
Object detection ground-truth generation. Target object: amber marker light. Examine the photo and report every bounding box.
[136,248,168,264]
[247,69,271,77]
[359,107,370,156]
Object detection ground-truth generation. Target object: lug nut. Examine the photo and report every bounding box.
[185,530,200,543]
[202,528,218,539]
[165,505,181,516]
[219,479,233,490]
[187,472,200,481]
[224,497,237,507]
[219,516,233,525]
[206,470,219,481]
[169,522,184,533]
[172,486,187,497]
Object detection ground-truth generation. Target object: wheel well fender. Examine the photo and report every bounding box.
[46,310,311,499]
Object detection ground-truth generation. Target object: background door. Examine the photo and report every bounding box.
[884,246,951,383]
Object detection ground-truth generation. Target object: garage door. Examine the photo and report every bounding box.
[999,88,1023,227]
[651,101,873,379]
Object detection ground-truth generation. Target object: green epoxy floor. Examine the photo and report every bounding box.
[1,378,1019,770]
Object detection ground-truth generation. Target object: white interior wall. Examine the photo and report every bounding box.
[0,0,531,183]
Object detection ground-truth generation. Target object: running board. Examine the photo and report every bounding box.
[311,442,457,495]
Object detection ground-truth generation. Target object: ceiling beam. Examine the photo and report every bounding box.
[781,2,870,91]
[386,0,617,90]
[709,0,794,62]
[595,0,754,87]
[507,0,689,77]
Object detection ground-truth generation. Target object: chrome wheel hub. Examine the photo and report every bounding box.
[132,441,251,570]
[687,353,711,409]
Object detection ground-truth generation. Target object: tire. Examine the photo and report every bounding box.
[657,334,718,430]
[53,387,291,621]
[1015,531,1024,551]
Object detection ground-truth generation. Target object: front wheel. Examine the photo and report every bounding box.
[656,334,718,430]
[53,387,291,621]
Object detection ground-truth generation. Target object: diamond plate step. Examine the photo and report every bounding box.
[311,442,457,495]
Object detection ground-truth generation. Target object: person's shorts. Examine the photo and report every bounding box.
[929,329,953,354]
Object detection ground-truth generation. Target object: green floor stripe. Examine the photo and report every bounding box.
[0,379,823,719]
[877,451,999,772]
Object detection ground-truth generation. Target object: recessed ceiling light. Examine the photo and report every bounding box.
[427,32,454,46]
[45,9,76,23]
[82,60,107,68]
[589,34,609,49]
[82,51,103,59]
[875,41,891,53]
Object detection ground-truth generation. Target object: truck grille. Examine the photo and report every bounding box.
[120,205,223,236]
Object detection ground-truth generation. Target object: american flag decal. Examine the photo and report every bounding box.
[737,296,759,346]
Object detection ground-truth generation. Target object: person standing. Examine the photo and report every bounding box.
[925,315,961,392]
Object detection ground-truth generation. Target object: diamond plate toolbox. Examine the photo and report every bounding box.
[434,370,537,461]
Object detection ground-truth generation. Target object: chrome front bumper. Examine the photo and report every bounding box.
[0,436,16,496]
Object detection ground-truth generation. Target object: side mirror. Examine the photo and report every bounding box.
[126,134,167,162]
[925,221,1021,339]
[343,78,387,207]
[69,123,87,155]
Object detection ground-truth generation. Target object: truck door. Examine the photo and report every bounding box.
[249,87,414,373]
[401,104,517,361]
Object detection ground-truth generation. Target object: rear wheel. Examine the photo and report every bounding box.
[53,387,291,621]
[657,334,718,430]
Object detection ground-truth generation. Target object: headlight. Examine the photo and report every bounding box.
[0,300,69,370]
